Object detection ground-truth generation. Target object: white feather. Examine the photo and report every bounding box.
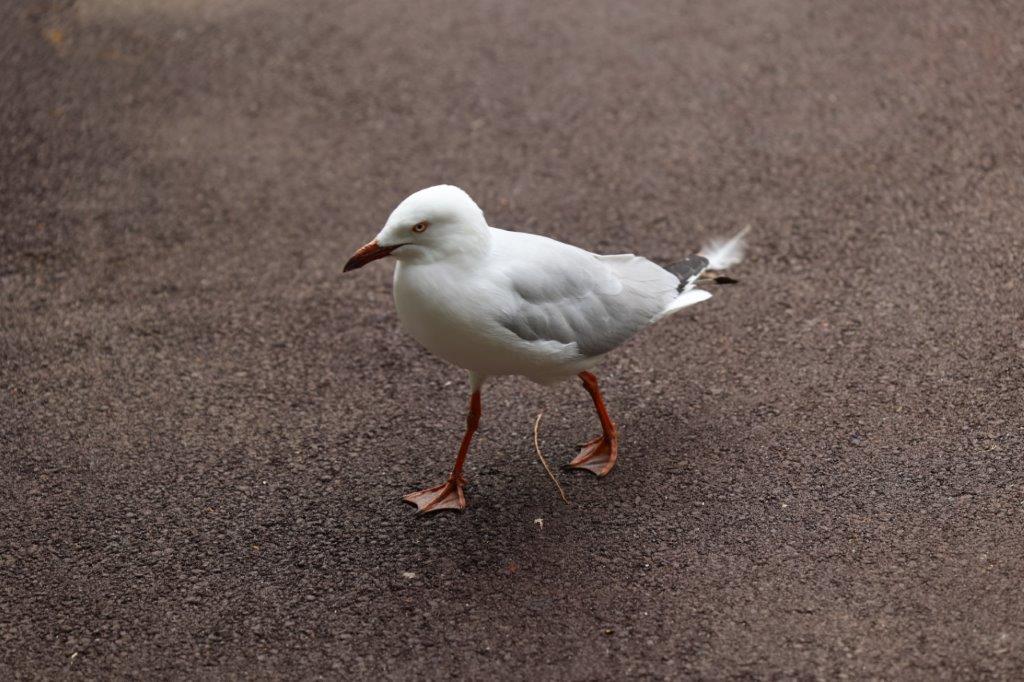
[699,225,750,270]
[654,288,712,321]
[376,185,748,385]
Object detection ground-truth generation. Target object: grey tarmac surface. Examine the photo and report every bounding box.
[3,0,1024,678]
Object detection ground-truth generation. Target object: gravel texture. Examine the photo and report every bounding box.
[3,0,1024,678]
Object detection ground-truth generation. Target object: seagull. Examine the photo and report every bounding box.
[344,185,748,513]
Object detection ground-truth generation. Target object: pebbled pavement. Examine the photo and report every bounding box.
[2,0,1023,678]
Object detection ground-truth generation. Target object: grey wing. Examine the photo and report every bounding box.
[495,250,678,357]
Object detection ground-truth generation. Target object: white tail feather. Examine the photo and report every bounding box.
[699,225,750,270]
[654,288,712,321]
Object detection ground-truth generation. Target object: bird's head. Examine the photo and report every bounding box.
[344,185,490,271]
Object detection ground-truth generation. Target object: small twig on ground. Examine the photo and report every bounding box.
[533,411,569,506]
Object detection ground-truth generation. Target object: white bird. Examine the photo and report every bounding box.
[344,185,748,513]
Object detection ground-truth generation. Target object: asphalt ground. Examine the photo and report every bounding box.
[2,1,1023,678]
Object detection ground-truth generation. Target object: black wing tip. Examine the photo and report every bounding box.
[665,255,710,291]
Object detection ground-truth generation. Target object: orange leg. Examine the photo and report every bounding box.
[403,390,481,513]
[568,371,619,476]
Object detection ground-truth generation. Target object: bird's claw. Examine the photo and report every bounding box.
[568,434,618,476]
[403,477,467,513]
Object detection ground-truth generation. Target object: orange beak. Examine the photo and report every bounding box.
[344,240,399,272]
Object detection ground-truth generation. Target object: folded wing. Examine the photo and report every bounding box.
[490,231,680,358]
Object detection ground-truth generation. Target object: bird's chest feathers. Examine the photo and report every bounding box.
[393,263,496,353]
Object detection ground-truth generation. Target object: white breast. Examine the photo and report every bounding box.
[392,260,591,383]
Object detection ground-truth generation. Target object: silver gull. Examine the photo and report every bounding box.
[344,185,748,513]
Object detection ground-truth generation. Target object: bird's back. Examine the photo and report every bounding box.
[392,226,708,383]
[487,228,681,358]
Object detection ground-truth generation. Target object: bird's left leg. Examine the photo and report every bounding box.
[568,371,619,476]
[403,373,485,513]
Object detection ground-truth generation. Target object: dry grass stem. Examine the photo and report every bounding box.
[532,411,569,506]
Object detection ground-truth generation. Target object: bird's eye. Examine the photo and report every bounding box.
[412,221,429,233]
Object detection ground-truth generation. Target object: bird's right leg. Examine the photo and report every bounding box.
[403,375,484,513]
[568,371,619,476]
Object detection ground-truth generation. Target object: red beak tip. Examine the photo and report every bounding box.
[344,240,395,272]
